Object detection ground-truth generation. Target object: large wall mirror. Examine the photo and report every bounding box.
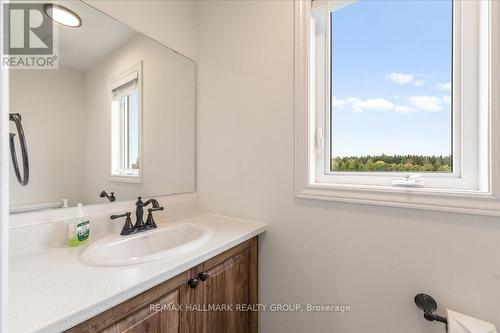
[9,0,195,213]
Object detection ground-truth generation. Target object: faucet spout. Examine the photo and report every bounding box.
[141,198,159,208]
[99,190,116,202]
[134,197,160,229]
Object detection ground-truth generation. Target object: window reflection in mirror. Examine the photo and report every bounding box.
[111,64,142,182]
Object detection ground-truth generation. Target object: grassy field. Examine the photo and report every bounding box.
[332,155,452,172]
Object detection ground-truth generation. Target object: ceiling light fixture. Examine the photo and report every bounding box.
[44,4,82,28]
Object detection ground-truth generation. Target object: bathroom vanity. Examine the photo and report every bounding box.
[9,213,265,332]
[67,237,257,333]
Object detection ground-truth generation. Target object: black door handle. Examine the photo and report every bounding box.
[198,272,209,281]
[187,278,199,288]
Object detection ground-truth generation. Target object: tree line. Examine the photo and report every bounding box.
[332,154,452,172]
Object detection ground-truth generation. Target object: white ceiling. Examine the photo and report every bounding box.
[49,0,138,72]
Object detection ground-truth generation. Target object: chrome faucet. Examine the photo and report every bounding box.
[110,197,164,236]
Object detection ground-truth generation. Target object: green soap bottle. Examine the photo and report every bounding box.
[68,203,90,247]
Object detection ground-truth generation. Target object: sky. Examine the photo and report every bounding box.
[128,91,140,168]
[331,0,452,158]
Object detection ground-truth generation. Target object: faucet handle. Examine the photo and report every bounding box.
[110,212,130,219]
[145,206,164,229]
[110,212,135,236]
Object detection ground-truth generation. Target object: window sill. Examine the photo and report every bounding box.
[109,175,142,184]
[296,183,500,217]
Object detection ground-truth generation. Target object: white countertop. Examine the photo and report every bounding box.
[9,214,266,333]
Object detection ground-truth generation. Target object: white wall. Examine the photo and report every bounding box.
[83,34,195,204]
[195,1,500,332]
[84,0,198,60]
[9,69,86,208]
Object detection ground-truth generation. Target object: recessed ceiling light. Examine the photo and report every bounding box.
[44,4,82,28]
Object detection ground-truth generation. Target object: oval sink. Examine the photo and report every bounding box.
[80,223,212,266]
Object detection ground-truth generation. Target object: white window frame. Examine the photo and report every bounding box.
[295,0,500,216]
[109,61,143,184]
[314,0,483,190]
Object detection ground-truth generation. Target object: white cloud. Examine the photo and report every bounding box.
[409,96,443,112]
[334,95,449,114]
[394,105,417,114]
[413,79,426,87]
[345,97,394,113]
[332,96,346,110]
[363,98,394,111]
[385,72,415,85]
[344,98,363,113]
[437,82,451,90]
[385,72,426,86]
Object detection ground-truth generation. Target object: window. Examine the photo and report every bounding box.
[295,0,500,214]
[330,1,452,174]
[308,0,488,190]
[110,62,142,183]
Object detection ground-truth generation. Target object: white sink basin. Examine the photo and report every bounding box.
[80,223,212,266]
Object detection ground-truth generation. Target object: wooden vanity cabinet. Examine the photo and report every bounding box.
[67,237,258,333]
[183,238,258,333]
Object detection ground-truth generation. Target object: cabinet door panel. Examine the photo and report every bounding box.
[66,272,187,333]
[102,289,180,333]
[200,249,251,333]
[180,268,198,333]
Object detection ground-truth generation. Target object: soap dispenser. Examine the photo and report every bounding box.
[68,203,90,247]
